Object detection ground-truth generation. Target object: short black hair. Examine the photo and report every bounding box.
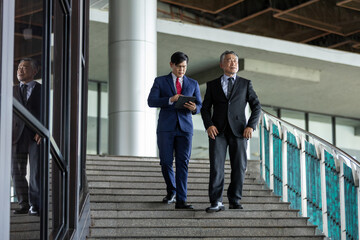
[170,52,189,65]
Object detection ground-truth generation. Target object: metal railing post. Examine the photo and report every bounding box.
[300,135,307,217]
[320,146,328,236]
[261,119,266,180]
[358,171,360,240]
[339,159,346,239]
[282,126,288,202]
[269,122,274,191]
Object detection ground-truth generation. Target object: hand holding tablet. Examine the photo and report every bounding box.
[175,96,196,109]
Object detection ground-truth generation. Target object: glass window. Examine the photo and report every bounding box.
[100,82,109,154]
[336,117,360,160]
[11,0,44,237]
[87,81,98,154]
[309,113,333,143]
[281,109,306,130]
[87,81,109,155]
[262,106,279,117]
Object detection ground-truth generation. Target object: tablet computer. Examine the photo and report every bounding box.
[175,96,196,109]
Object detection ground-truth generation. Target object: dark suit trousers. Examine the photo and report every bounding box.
[157,126,192,202]
[11,128,40,209]
[208,126,247,204]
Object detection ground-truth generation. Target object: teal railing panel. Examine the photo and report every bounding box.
[272,124,283,198]
[325,150,341,240]
[264,124,270,186]
[260,122,263,176]
[343,163,359,240]
[305,142,323,231]
[287,132,301,211]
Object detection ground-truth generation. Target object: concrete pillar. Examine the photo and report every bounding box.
[108,0,157,156]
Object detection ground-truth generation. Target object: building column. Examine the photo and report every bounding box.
[108,0,157,157]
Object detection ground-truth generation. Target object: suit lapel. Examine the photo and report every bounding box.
[166,73,176,95]
[27,83,39,104]
[182,75,190,94]
[16,85,27,105]
[215,77,227,99]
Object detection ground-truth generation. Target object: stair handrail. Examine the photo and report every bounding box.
[261,109,360,172]
[260,109,360,240]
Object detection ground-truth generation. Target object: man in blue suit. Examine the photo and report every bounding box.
[148,52,202,209]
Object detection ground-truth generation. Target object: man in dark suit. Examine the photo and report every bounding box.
[148,52,202,209]
[12,58,42,216]
[201,51,261,213]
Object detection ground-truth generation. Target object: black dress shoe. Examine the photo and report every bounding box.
[29,206,39,216]
[13,206,29,214]
[162,193,176,204]
[175,202,194,210]
[206,202,225,213]
[229,202,243,209]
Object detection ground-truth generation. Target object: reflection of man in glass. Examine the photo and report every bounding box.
[12,58,41,216]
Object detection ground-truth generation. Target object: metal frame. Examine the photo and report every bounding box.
[0,1,14,239]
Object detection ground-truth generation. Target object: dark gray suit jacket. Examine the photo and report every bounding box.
[12,82,42,145]
[201,75,261,137]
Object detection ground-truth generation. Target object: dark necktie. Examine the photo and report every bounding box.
[227,77,234,98]
[176,77,182,94]
[21,84,28,103]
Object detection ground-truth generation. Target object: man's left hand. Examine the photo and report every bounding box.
[34,134,41,145]
[184,101,196,112]
[243,127,253,139]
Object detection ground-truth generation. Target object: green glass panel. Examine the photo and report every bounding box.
[264,125,270,186]
[324,150,341,240]
[260,122,263,177]
[287,132,301,212]
[273,124,283,198]
[305,142,323,231]
[343,163,358,240]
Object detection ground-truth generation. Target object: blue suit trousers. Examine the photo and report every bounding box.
[157,126,192,202]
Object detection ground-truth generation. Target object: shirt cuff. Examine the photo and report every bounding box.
[169,98,173,105]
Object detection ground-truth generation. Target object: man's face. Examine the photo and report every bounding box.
[220,54,238,76]
[170,60,187,78]
[17,61,36,83]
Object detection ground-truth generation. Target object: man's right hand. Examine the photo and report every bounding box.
[170,94,181,103]
[207,126,218,140]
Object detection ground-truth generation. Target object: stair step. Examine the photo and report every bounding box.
[88,181,265,190]
[87,175,257,184]
[90,209,301,219]
[86,165,241,174]
[91,217,309,227]
[86,237,325,240]
[86,155,325,239]
[11,222,40,232]
[10,231,40,240]
[90,202,291,210]
[88,195,280,203]
[88,226,317,237]
[88,188,273,196]
[86,170,255,179]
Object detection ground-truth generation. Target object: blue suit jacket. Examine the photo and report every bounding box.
[148,73,202,133]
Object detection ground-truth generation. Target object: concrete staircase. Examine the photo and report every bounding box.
[86,155,326,239]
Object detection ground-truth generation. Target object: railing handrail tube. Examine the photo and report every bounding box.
[261,109,360,170]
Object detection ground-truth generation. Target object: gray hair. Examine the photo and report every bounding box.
[20,58,39,72]
[220,51,239,63]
